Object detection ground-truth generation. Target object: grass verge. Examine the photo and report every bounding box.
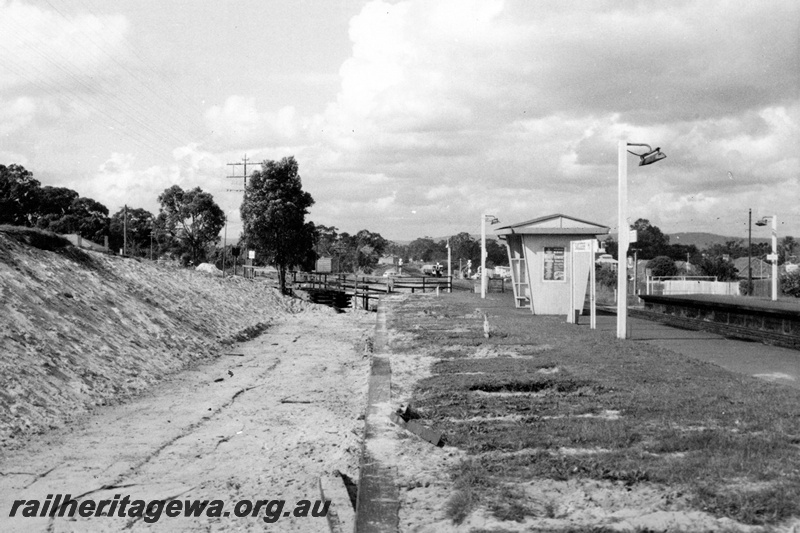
[385,292,800,527]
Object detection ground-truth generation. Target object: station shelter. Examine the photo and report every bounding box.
[495,214,609,315]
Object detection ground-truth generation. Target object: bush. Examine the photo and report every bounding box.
[739,279,753,296]
[595,265,617,288]
[781,270,800,297]
[697,256,738,281]
[648,255,678,277]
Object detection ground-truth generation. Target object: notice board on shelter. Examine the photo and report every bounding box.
[543,247,565,281]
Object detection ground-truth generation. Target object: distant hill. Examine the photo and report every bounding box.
[668,232,769,249]
[392,234,501,245]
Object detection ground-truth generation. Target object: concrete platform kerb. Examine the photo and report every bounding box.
[354,298,399,532]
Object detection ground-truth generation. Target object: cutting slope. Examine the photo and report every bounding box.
[0,227,330,446]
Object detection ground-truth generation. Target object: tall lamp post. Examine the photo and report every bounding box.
[748,208,752,295]
[617,141,666,339]
[481,214,500,299]
[755,215,778,300]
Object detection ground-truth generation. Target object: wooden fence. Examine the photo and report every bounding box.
[290,272,452,309]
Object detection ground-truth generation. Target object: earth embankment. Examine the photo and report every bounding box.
[0,228,330,446]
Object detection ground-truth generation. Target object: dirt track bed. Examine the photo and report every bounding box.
[0,311,372,532]
[381,292,800,532]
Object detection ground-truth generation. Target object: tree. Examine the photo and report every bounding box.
[407,237,437,262]
[240,156,315,293]
[384,241,407,260]
[602,236,618,259]
[46,197,110,243]
[449,232,480,267]
[312,224,339,258]
[595,265,617,288]
[486,239,508,267]
[350,229,388,273]
[109,207,154,257]
[779,236,797,264]
[0,164,41,226]
[33,186,79,228]
[157,185,224,265]
[696,256,738,281]
[631,219,670,259]
[664,243,701,264]
[647,255,678,277]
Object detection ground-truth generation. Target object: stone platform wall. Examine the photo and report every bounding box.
[637,295,800,351]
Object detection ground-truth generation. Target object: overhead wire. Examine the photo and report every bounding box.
[0,20,176,160]
[35,0,198,149]
[0,1,206,162]
[56,0,209,135]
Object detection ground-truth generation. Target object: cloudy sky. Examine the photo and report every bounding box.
[2,0,798,242]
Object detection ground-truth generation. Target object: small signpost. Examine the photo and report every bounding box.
[568,239,598,329]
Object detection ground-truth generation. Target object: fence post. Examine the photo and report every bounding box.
[423,277,426,293]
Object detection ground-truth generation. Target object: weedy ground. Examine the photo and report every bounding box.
[385,291,800,529]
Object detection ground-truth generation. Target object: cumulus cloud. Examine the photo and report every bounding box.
[292,0,800,238]
[5,0,798,241]
[204,96,305,150]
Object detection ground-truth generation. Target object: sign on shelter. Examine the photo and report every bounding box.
[495,214,609,315]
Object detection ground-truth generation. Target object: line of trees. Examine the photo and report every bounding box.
[386,233,508,272]
[0,164,226,265]
[1,164,110,244]
[599,218,797,285]
[604,218,797,266]
[17,160,794,294]
[312,225,389,274]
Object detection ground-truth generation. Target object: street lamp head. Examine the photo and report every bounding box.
[626,143,666,166]
[637,147,666,166]
[755,218,768,226]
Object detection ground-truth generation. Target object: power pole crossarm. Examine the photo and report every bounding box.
[225,155,254,201]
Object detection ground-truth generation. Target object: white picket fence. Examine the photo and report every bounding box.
[646,276,740,296]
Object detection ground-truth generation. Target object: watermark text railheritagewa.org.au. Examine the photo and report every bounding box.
[8,494,329,524]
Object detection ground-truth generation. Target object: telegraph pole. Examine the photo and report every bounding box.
[223,155,259,277]
[226,154,255,201]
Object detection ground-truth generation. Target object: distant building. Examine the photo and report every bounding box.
[315,256,340,273]
[732,257,771,279]
[378,255,399,266]
[595,254,618,270]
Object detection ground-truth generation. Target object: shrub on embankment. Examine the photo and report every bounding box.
[0,226,323,446]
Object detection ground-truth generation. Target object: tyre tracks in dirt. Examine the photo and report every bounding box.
[0,312,372,532]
